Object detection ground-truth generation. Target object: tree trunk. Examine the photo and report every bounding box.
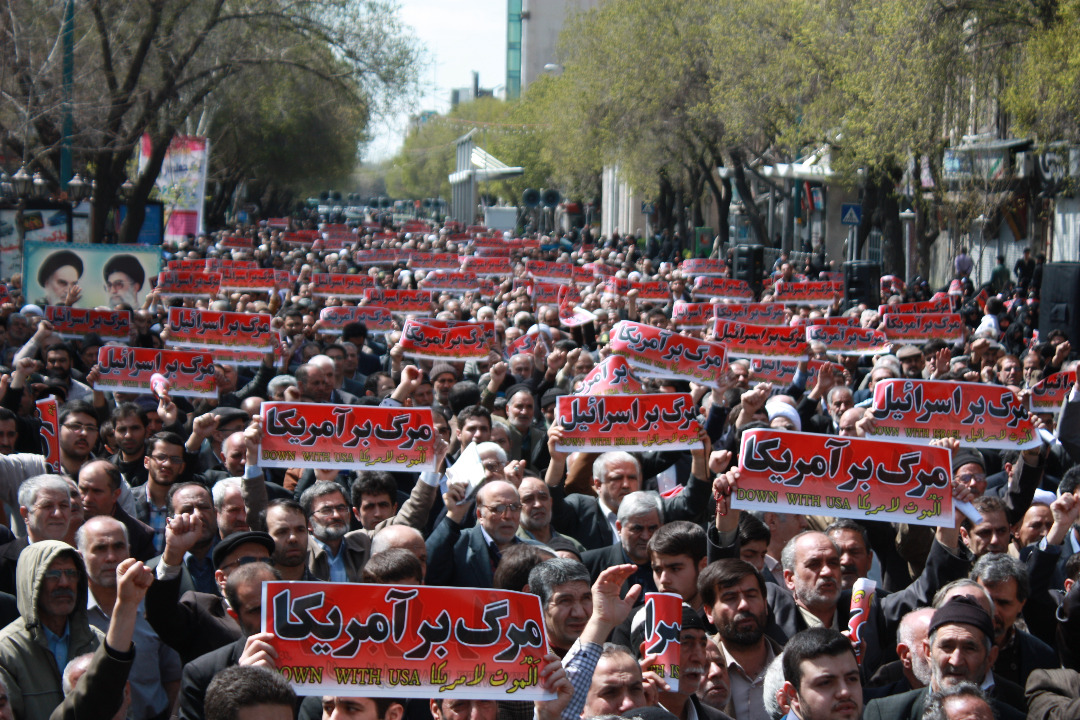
[727,149,768,245]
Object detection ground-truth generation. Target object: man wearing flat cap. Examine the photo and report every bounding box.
[862,596,1025,720]
[145,510,275,664]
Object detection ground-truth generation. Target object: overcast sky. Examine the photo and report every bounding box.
[365,0,507,162]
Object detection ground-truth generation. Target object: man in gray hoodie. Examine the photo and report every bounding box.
[0,540,102,720]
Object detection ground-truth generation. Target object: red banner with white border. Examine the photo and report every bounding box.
[410,253,463,272]
[806,325,891,355]
[364,289,434,314]
[400,319,491,361]
[881,313,965,344]
[712,303,787,326]
[679,259,726,276]
[420,271,479,294]
[95,346,217,398]
[219,268,286,292]
[773,280,843,305]
[155,271,221,298]
[693,277,754,300]
[554,393,702,452]
[671,302,717,330]
[46,307,131,340]
[747,358,845,388]
[461,256,513,277]
[608,321,728,388]
[1029,369,1075,412]
[878,298,952,316]
[867,379,1041,450]
[310,274,375,299]
[603,278,669,301]
[168,307,273,352]
[577,355,646,395]
[806,316,860,327]
[258,402,436,471]
[318,306,395,335]
[733,428,954,526]
[713,319,809,360]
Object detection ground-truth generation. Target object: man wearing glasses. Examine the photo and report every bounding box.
[145,513,274,664]
[0,474,74,597]
[102,255,144,309]
[426,479,546,588]
[133,432,187,553]
[0,540,100,720]
[57,402,100,479]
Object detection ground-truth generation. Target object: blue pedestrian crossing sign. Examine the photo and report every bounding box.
[840,203,862,226]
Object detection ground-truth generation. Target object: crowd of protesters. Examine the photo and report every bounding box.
[0,208,1074,720]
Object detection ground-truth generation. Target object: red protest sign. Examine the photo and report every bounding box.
[671,302,717,330]
[531,282,565,306]
[577,356,647,395]
[641,593,682,691]
[881,313,964,344]
[1030,369,1075,412]
[410,253,463,271]
[526,260,575,282]
[773,280,843,305]
[259,402,436,471]
[310,274,375,299]
[155,271,221,298]
[558,298,596,328]
[168,307,273,352]
[609,321,728,388]
[604,278,669,301]
[36,398,60,471]
[877,298,951,316]
[221,235,253,249]
[712,303,787,326]
[421,271,480,294]
[262,582,553,699]
[806,325,891,355]
[507,332,549,358]
[462,256,513,277]
[282,230,320,246]
[416,319,497,348]
[400,319,491,361]
[46,307,130,340]
[806,316,859,326]
[219,268,282,292]
[713,319,809,360]
[96,346,217,398]
[679,259,726,276]
[748,359,844,388]
[734,428,954,526]
[354,249,406,266]
[554,394,702,452]
[692,277,754,300]
[364,289,434,314]
[868,379,1041,450]
[318,306,395,335]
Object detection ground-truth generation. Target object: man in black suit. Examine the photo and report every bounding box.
[546,427,712,551]
[176,561,280,720]
[145,512,274,664]
[862,596,1025,720]
[425,480,545,589]
[78,460,156,562]
[581,491,661,596]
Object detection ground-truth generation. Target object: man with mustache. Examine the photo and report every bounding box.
[700,559,780,720]
[0,540,102,720]
[631,604,733,720]
[863,596,1025,720]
